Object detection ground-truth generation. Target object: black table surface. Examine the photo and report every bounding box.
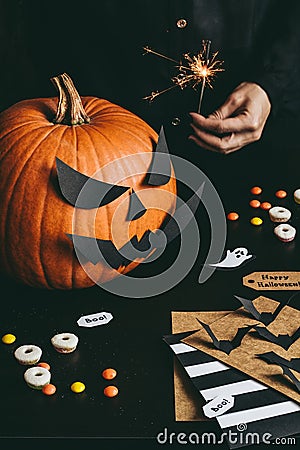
[1,144,300,450]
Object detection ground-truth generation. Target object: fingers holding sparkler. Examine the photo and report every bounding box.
[189,119,256,155]
[189,82,271,154]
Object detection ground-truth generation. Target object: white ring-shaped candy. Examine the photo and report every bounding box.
[51,333,79,353]
[14,345,42,365]
[24,366,51,389]
[269,206,291,223]
[274,224,296,242]
[294,189,300,205]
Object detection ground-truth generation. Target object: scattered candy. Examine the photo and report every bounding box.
[250,186,262,195]
[51,332,79,353]
[14,344,42,365]
[227,212,239,221]
[250,217,263,226]
[24,366,51,389]
[71,381,85,393]
[275,190,287,199]
[37,362,51,371]
[269,206,291,223]
[104,385,119,398]
[249,200,261,208]
[293,189,300,204]
[274,224,296,243]
[42,383,57,396]
[102,368,117,380]
[2,333,16,344]
[260,202,272,211]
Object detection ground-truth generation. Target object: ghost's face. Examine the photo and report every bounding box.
[232,248,249,260]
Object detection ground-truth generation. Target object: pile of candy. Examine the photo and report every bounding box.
[227,186,299,242]
[1,333,119,398]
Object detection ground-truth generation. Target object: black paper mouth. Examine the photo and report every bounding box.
[67,181,204,270]
[66,230,155,269]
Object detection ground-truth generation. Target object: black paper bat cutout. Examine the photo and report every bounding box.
[256,351,300,372]
[68,182,204,269]
[257,351,300,393]
[281,365,300,393]
[56,126,171,209]
[56,157,130,209]
[234,295,286,326]
[253,325,300,350]
[197,319,252,354]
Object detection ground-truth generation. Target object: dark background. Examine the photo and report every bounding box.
[0,1,300,449]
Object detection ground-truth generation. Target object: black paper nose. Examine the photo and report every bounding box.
[126,189,147,221]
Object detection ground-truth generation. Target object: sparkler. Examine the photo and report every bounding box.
[143,40,224,114]
[197,40,211,114]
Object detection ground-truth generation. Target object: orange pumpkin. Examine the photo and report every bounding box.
[0,74,176,289]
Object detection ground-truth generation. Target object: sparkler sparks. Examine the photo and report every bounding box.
[143,40,224,113]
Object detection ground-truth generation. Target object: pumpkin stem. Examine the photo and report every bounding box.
[51,73,90,125]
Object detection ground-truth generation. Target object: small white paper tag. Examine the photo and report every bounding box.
[203,395,235,418]
[77,312,113,328]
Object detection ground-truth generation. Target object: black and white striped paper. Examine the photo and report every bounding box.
[164,332,300,448]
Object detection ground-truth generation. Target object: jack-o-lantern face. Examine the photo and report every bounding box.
[55,137,204,290]
[56,127,178,281]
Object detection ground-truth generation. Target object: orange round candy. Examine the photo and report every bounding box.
[227,212,239,221]
[42,383,56,396]
[104,385,119,398]
[275,190,287,199]
[250,186,262,195]
[260,202,272,210]
[249,199,261,208]
[37,362,50,371]
[102,368,117,380]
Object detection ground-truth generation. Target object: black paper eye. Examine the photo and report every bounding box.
[145,126,171,186]
[56,157,130,209]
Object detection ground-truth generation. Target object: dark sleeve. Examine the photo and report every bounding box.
[251,2,300,117]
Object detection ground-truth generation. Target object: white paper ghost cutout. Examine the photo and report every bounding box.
[208,247,253,269]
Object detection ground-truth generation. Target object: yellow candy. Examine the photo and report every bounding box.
[2,333,16,344]
[250,217,263,226]
[71,381,85,393]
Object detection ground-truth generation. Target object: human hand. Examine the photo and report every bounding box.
[189,82,271,154]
